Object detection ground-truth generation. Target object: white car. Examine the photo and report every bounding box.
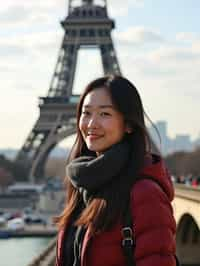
[7,218,25,231]
[0,216,6,227]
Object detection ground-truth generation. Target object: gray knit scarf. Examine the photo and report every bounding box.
[67,140,131,201]
[65,140,134,266]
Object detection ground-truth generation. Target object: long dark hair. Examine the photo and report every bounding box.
[56,75,154,232]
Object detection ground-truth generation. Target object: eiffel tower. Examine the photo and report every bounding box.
[15,0,121,182]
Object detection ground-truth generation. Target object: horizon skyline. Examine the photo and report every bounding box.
[0,0,200,149]
[0,119,199,151]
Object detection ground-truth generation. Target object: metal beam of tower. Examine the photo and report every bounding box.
[15,0,121,182]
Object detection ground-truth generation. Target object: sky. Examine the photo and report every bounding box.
[0,0,200,149]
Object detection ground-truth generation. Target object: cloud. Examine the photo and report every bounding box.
[149,45,200,64]
[114,27,163,46]
[108,0,144,16]
[0,0,65,10]
[117,42,200,139]
[115,38,200,103]
[0,5,34,25]
[0,30,62,59]
[176,32,200,42]
[192,40,200,52]
[0,43,26,57]
[0,1,65,29]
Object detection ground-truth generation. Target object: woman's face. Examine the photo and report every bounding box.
[79,88,127,155]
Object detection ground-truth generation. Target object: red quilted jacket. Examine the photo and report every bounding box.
[56,156,177,266]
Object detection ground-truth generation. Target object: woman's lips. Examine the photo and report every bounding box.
[87,134,103,140]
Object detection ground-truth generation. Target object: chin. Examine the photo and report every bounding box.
[86,144,105,154]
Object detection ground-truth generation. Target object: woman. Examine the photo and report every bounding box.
[55,75,177,266]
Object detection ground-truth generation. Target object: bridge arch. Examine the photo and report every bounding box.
[176,213,200,265]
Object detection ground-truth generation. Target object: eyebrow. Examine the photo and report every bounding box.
[82,104,114,109]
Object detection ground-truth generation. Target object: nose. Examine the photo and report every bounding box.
[87,114,99,128]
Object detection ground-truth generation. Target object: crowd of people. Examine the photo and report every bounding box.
[172,174,200,188]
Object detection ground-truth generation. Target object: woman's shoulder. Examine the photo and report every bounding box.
[134,153,174,202]
[130,177,176,233]
[130,178,165,204]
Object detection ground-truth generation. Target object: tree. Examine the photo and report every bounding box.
[165,148,200,176]
[0,154,27,181]
[0,167,14,192]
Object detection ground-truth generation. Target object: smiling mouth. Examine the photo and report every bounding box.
[87,134,103,140]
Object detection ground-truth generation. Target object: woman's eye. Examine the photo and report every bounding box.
[82,111,90,116]
[100,112,111,116]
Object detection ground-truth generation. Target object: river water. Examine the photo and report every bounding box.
[0,237,53,266]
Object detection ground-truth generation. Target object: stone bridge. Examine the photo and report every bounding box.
[28,184,200,266]
[173,184,200,266]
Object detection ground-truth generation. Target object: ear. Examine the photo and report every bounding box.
[125,125,133,134]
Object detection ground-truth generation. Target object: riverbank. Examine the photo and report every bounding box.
[0,236,53,266]
[0,224,57,238]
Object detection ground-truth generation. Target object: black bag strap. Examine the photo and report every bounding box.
[121,197,136,266]
[121,177,181,266]
[175,255,181,266]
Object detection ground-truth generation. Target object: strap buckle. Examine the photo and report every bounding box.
[122,227,135,247]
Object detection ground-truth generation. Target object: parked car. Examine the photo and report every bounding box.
[3,211,22,221]
[23,213,47,225]
[7,218,25,231]
[0,216,6,227]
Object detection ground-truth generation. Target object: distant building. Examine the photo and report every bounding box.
[193,135,200,150]
[149,120,171,155]
[149,121,193,155]
[172,134,192,152]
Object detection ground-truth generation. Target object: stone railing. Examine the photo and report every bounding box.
[27,237,57,266]
[174,183,200,202]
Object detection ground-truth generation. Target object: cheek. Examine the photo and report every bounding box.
[109,121,126,137]
[79,117,90,137]
[79,118,85,133]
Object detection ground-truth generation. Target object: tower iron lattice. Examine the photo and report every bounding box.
[15,0,121,181]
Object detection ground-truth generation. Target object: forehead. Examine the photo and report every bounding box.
[82,88,112,107]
